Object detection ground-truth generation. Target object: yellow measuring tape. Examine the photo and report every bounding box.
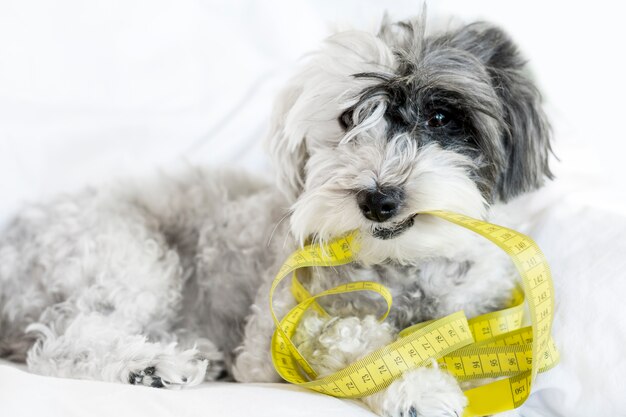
[269,211,559,417]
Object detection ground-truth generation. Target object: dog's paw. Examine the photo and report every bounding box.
[126,348,224,389]
[367,367,467,417]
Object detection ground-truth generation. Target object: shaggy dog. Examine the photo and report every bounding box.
[0,15,551,417]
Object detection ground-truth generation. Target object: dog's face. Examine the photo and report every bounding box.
[267,18,552,263]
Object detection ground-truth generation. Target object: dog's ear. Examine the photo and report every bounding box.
[265,80,309,203]
[456,23,553,202]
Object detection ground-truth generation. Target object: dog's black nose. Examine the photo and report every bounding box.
[357,187,403,222]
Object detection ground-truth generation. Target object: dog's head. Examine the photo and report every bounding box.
[267,17,552,263]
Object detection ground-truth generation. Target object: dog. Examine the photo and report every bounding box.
[0,14,552,417]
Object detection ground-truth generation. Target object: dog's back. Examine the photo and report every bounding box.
[0,167,282,369]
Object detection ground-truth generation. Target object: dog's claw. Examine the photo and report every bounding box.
[128,371,144,385]
[128,366,166,388]
[150,377,164,388]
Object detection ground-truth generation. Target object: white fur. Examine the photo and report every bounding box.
[0,19,546,417]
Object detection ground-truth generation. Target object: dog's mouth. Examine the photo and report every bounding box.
[371,214,418,240]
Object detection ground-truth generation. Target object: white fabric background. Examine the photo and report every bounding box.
[1,1,625,416]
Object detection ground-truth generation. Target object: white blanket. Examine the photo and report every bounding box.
[1,1,625,416]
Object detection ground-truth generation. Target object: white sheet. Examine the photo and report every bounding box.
[1,1,625,416]
[0,362,376,417]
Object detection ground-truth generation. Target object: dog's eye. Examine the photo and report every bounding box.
[338,110,353,131]
[425,110,453,128]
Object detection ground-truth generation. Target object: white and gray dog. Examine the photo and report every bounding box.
[0,15,551,417]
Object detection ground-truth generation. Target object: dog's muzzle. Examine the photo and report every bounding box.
[371,214,417,240]
[356,186,404,223]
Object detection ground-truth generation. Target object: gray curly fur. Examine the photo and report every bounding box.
[0,14,552,416]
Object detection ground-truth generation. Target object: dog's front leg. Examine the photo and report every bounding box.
[363,367,467,417]
[293,314,466,417]
[25,312,225,388]
[232,278,295,383]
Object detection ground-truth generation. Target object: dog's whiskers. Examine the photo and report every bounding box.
[267,209,293,249]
